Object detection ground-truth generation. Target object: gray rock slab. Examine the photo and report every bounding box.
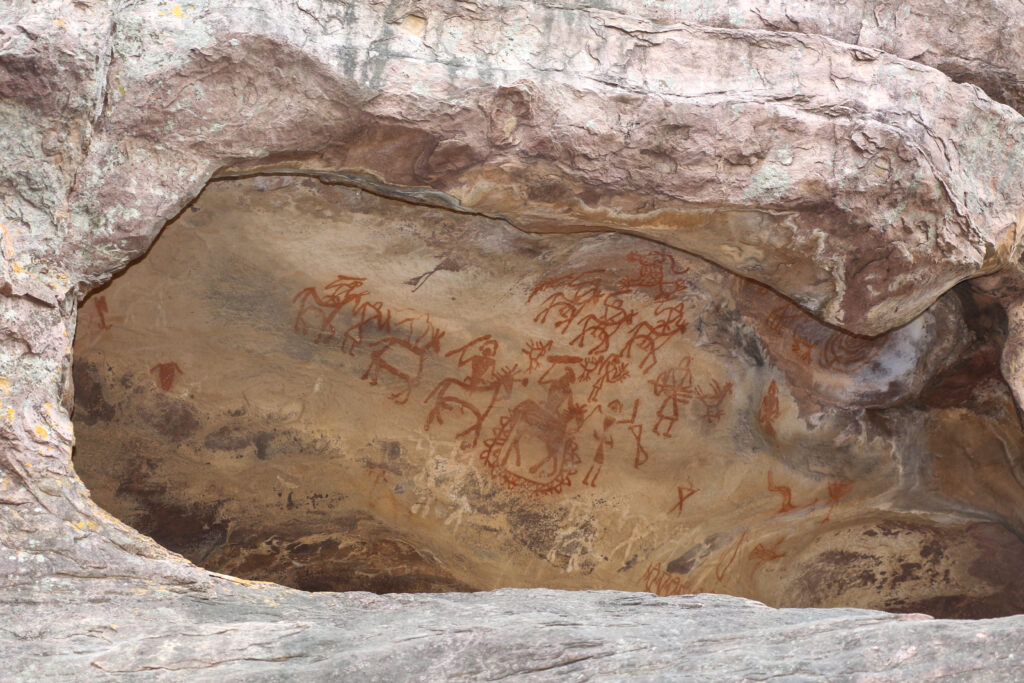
[4,580,1023,680]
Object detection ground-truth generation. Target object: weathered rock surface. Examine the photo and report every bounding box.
[72,175,1024,619]
[531,0,1024,115]
[25,0,1024,335]
[6,580,1024,680]
[4,0,1024,678]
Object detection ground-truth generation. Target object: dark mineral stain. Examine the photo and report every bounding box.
[666,554,696,575]
[873,519,927,537]
[918,348,1003,408]
[212,535,475,594]
[967,523,1024,588]
[741,332,765,367]
[71,361,115,425]
[135,499,227,563]
[892,562,922,586]
[154,402,199,440]
[203,425,252,451]
[918,285,1007,409]
[507,503,563,560]
[139,394,199,440]
[818,549,874,564]
[852,569,878,587]
[895,593,1024,620]
[254,431,274,460]
[667,533,729,575]
[796,549,881,604]
[920,538,945,562]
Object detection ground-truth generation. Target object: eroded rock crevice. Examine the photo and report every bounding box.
[72,175,1024,618]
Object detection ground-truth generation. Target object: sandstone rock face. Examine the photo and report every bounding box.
[52,0,1024,335]
[538,0,1024,115]
[73,175,1024,619]
[5,0,1024,677]
[7,586,1024,680]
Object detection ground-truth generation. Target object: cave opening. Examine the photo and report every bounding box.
[70,172,1024,618]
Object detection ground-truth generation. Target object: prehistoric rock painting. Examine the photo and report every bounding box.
[715,531,748,582]
[669,481,700,515]
[294,275,447,405]
[94,295,112,331]
[480,364,586,495]
[821,481,853,524]
[639,562,688,597]
[293,275,370,344]
[621,301,688,374]
[292,250,734,496]
[650,357,695,437]
[73,173,1024,619]
[150,362,183,391]
[749,537,787,572]
[363,312,446,404]
[425,337,526,449]
[767,471,817,514]
[766,302,885,373]
[582,399,639,487]
[758,380,781,439]
[478,249,724,492]
[695,380,733,425]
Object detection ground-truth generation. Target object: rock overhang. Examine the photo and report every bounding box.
[5,0,1024,677]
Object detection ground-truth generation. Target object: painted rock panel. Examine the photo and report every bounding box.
[72,175,1024,616]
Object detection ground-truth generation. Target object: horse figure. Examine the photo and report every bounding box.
[489,397,587,493]
[570,297,636,354]
[619,251,689,300]
[292,275,368,344]
[530,270,606,333]
[621,301,687,373]
[292,287,340,341]
[362,316,446,404]
[424,364,525,449]
[341,300,390,355]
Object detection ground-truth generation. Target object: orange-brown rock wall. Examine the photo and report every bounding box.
[72,177,1024,617]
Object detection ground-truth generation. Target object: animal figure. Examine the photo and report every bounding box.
[531,270,606,333]
[362,315,445,404]
[482,365,586,493]
[425,363,525,449]
[292,275,368,344]
[341,300,389,355]
[619,251,689,300]
[570,297,636,354]
[695,379,733,425]
[621,301,687,374]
